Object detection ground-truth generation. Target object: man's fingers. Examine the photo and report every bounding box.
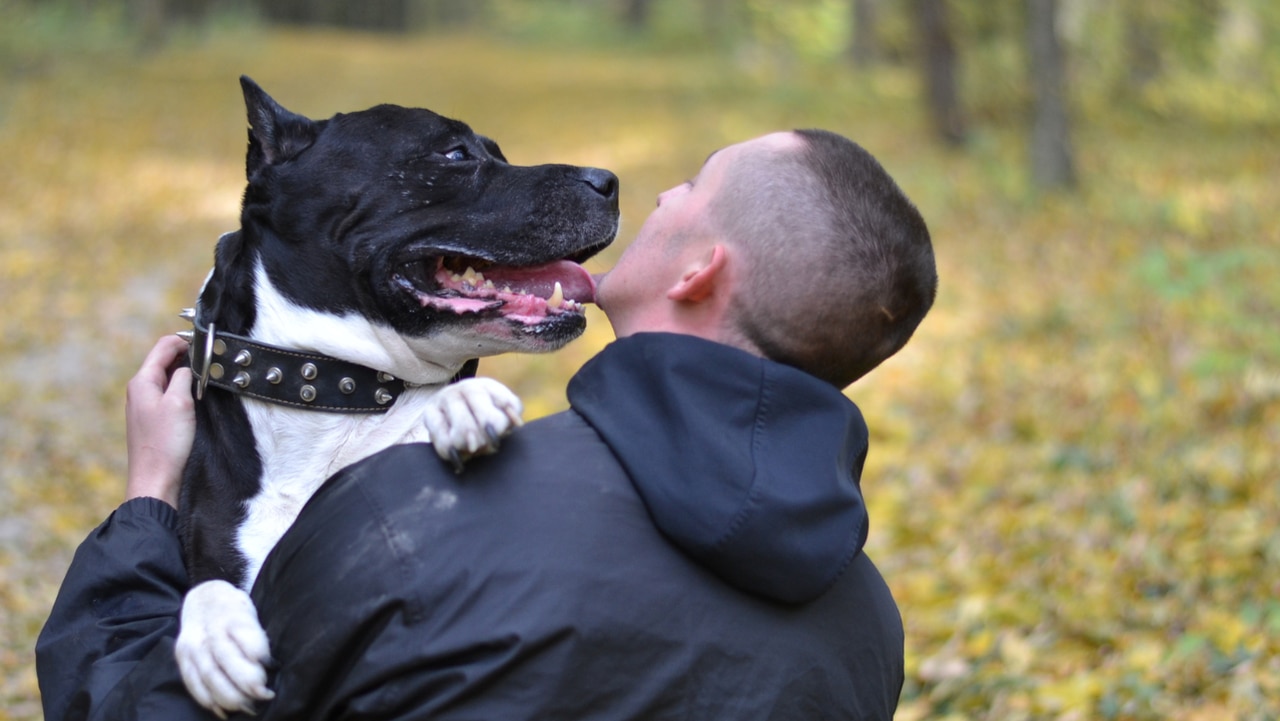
[166,367,195,408]
[151,333,190,367]
[135,335,191,388]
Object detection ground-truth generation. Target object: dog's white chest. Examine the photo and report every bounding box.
[235,394,435,585]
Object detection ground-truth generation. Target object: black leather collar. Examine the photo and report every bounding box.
[187,317,409,413]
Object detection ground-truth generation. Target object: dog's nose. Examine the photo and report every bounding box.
[580,168,619,203]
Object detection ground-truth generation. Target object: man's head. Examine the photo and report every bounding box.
[597,130,936,388]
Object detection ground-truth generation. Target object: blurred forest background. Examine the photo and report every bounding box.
[1,0,1277,719]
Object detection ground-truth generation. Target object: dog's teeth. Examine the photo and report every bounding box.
[503,285,513,294]
[463,267,478,283]
[451,273,463,282]
[547,281,564,310]
[484,280,495,290]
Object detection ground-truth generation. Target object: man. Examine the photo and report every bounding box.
[37,129,936,720]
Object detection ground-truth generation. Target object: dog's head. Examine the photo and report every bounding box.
[207,76,618,378]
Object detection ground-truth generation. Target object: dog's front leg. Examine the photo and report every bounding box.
[175,579,275,717]
[421,377,524,472]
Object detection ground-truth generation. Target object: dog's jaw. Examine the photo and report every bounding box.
[253,252,595,385]
[377,228,609,345]
[396,256,595,315]
[250,262,466,386]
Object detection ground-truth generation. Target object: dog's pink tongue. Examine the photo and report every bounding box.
[485,260,597,304]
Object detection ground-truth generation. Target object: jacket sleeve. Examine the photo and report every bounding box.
[35,497,213,721]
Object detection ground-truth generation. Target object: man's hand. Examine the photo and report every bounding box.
[126,335,196,508]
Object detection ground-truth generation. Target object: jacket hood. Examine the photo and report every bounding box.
[567,333,870,604]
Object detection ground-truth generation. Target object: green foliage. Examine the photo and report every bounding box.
[0,0,134,68]
[740,0,849,61]
[1,12,1278,721]
[1133,244,1280,377]
[1076,0,1280,129]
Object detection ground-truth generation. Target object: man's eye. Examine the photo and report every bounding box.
[442,147,469,161]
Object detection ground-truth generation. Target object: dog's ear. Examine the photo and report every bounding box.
[240,76,317,177]
[477,134,507,163]
[199,231,257,334]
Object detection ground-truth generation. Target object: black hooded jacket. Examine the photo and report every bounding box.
[37,333,903,720]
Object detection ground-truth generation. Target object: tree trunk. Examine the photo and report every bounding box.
[702,0,729,44]
[1123,3,1161,91]
[849,0,879,68]
[622,0,655,32]
[420,0,482,30]
[915,0,966,146]
[1027,0,1077,189]
[256,0,410,31]
[130,0,215,51]
[131,0,167,51]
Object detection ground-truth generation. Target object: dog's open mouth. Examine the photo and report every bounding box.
[393,256,597,324]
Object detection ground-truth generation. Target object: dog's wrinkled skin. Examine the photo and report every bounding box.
[176,77,618,717]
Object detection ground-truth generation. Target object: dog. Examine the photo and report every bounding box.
[174,77,618,717]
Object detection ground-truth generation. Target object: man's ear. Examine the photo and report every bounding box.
[667,244,728,303]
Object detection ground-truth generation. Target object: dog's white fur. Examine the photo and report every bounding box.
[176,258,522,716]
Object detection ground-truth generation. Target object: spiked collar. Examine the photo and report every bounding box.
[182,310,411,413]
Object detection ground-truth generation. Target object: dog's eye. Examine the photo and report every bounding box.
[441,147,469,162]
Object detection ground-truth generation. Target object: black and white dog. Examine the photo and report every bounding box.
[175,77,618,716]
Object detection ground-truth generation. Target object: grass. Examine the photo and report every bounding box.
[1,22,1277,721]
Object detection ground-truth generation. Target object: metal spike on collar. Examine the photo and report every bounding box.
[178,305,199,353]
[183,314,406,413]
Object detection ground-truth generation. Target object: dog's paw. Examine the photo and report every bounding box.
[175,579,275,718]
[422,377,524,472]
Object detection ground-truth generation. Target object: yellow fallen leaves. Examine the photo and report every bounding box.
[2,22,1278,721]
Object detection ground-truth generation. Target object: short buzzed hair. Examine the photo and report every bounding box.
[713,129,936,388]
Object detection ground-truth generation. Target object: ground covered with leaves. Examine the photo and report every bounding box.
[1,22,1276,721]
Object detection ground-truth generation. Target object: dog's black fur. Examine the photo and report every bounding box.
[181,77,618,589]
